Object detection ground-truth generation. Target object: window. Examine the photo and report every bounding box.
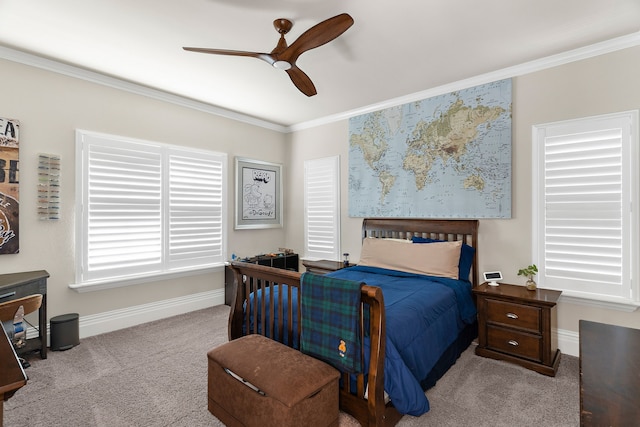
[304,156,340,260]
[532,111,639,307]
[74,130,227,289]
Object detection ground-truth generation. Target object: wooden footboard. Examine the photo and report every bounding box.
[228,261,402,427]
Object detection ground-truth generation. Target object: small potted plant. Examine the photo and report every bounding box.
[517,264,538,291]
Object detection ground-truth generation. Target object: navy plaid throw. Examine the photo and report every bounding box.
[300,272,363,374]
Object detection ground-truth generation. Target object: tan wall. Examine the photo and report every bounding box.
[285,45,640,338]
[0,58,287,319]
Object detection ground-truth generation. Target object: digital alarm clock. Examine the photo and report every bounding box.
[483,271,503,286]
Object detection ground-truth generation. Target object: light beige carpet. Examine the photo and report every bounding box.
[5,305,579,426]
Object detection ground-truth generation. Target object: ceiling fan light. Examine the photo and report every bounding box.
[273,60,292,70]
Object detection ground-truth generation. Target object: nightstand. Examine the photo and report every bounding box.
[473,282,562,376]
[302,259,353,275]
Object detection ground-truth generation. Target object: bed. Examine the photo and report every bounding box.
[228,218,479,426]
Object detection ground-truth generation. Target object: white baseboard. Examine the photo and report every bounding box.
[556,327,579,357]
[77,289,225,339]
[29,289,225,344]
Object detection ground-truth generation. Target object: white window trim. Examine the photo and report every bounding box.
[558,292,639,312]
[68,265,224,293]
[532,110,640,311]
[304,155,341,261]
[72,130,227,292]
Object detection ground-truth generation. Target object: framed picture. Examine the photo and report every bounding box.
[235,157,283,229]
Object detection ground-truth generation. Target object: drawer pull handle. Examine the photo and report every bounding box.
[0,291,16,301]
[506,312,519,319]
[508,340,519,346]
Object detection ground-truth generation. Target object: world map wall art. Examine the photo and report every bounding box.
[348,78,512,219]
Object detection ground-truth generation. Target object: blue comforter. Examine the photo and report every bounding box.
[243,265,476,415]
[327,266,476,415]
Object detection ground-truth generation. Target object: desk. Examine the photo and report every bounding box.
[0,322,28,427]
[0,271,49,359]
[579,320,640,426]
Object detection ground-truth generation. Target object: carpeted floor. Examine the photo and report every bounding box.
[4,305,579,426]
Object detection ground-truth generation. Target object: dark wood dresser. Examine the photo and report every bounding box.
[473,282,562,376]
[579,320,640,426]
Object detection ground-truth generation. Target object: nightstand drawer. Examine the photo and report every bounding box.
[487,326,542,362]
[486,299,541,333]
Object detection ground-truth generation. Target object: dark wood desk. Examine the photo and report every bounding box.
[579,320,640,426]
[0,271,49,359]
[0,322,28,427]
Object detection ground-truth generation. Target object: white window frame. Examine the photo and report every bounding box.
[532,111,639,311]
[304,156,341,261]
[72,130,227,292]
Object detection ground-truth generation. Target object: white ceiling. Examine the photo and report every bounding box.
[1,0,639,129]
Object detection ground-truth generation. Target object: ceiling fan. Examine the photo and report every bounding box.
[183,13,354,97]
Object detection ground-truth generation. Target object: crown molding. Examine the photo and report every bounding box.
[0,45,288,133]
[2,31,639,134]
[288,31,640,133]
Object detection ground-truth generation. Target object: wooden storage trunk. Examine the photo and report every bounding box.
[207,334,340,427]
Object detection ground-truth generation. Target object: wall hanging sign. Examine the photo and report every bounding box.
[235,157,282,229]
[38,153,60,220]
[0,117,20,254]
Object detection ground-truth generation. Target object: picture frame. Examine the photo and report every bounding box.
[235,157,283,229]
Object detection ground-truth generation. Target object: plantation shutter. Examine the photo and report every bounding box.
[167,149,225,268]
[76,130,227,286]
[81,136,163,282]
[535,113,634,299]
[304,156,340,260]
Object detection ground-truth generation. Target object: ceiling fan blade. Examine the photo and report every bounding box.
[280,13,354,64]
[182,14,351,96]
[183,47,275,65]
[286,66,317,97]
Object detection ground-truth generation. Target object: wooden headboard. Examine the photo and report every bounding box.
[361,218,479,288]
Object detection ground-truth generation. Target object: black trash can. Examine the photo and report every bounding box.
[50,313,80,351]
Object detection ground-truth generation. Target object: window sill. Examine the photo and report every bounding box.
[69,264,225,293]
[558,291,640,312]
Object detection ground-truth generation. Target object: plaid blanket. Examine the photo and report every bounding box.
[300,272,363,374]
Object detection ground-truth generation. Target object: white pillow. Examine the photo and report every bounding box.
[359,238,462,279]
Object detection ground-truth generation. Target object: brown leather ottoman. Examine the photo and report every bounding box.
[207,334,340,427]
